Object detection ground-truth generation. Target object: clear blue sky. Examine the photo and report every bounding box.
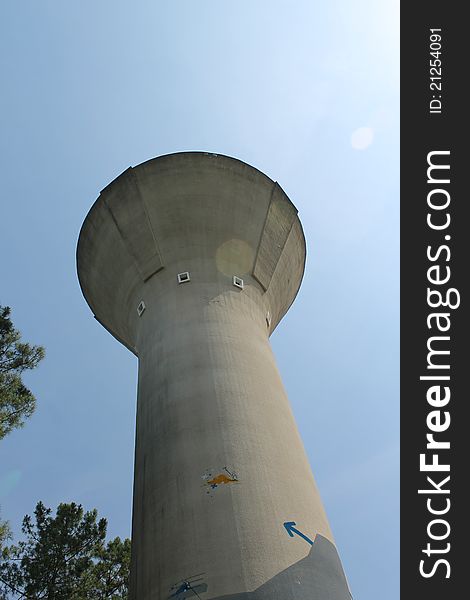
[0,1,399,598]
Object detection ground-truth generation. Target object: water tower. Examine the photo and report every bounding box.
[77,152,350,599]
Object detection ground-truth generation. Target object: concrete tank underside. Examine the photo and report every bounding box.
[77,152,350,600]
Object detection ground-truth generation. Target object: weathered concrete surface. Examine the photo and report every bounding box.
[205,536,350,600]
[77,152,349,599]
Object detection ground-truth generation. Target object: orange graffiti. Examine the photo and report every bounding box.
[207,473,237,487]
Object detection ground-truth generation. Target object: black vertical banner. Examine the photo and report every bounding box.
[401,4,466,600]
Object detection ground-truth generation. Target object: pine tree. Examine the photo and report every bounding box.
[0,502,130,599]
[0,305,45,440]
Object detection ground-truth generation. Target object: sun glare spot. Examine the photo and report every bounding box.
[351,126,374,150]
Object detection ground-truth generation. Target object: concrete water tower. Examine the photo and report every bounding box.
[77,152,350,600]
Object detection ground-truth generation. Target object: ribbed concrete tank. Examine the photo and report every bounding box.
[77,152,351,600]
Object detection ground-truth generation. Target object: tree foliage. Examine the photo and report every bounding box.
[0,306,45,440]
[0,518,11,553]
[0,502,130,599]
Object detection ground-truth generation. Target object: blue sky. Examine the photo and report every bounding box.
[0,1,399,598]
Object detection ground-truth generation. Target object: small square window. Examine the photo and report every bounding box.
[178,272,191,283]
[137,301,146,316]
[233,276,244,289]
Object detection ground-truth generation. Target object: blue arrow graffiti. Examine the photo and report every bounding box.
[283,521,315,546]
